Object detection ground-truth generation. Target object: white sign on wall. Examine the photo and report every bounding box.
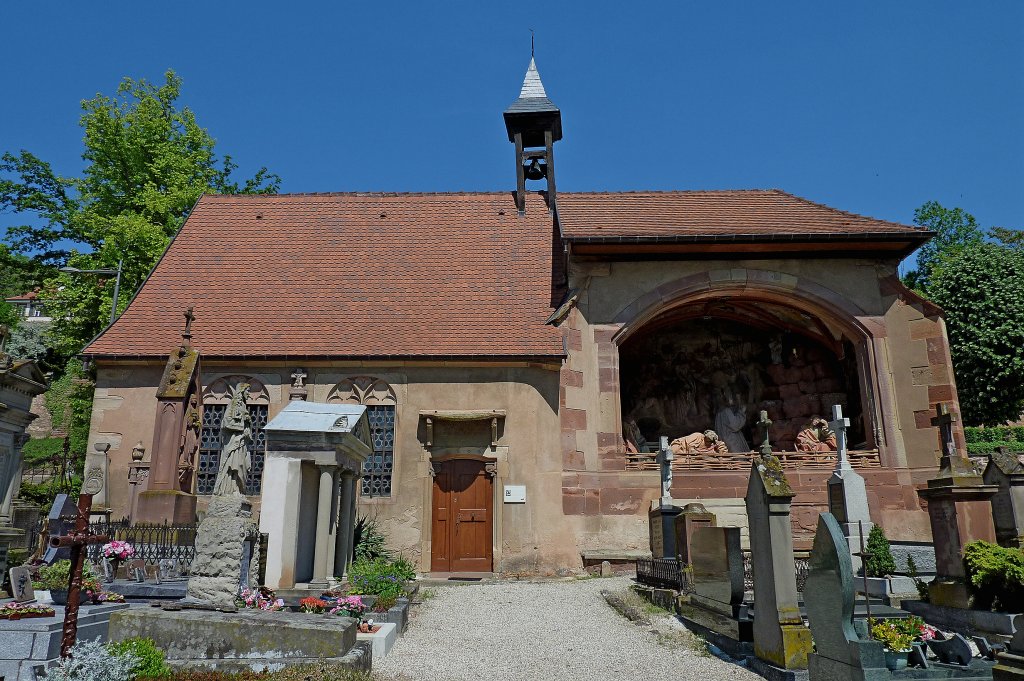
[503,485,526,503]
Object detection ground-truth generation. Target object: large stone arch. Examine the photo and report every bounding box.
[602,268,902,466]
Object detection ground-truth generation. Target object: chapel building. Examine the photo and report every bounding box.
[82,59,962,575]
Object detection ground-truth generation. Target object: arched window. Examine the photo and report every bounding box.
[328,376,397,498]
[198,377,271,495]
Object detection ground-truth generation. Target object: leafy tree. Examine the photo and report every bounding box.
[1,70,279,357]
[6,320,51,365]
[928,242,1024,425]
[903,201,984,293]
[992,226,1024,249]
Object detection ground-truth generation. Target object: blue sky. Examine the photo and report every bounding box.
[1,1,1021,242]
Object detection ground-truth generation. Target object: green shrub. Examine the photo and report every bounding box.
[21,437,66,466]
[864,525,897,578]
[347,557,415,599]
[372,593,398,612]
[352,516,392,562]
[35,559,100,591]
[108,637,171,679]
[963,541,1024,612]
[967,440,1024,456]
[152,662,374,680]
[906,555,929,602]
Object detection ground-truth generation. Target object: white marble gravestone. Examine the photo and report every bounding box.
[826,405,873,573]
[260,402,371,591]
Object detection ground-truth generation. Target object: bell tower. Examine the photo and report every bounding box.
[503,57,562,214]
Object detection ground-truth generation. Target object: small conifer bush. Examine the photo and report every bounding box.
[864,524,897,578]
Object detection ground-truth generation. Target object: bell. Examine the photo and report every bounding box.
[524,158,547,181]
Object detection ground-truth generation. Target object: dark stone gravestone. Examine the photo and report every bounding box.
[41,494,80,564]
[806,512,890,680]
[649,502,683,559]
[927,634,974,666]
[689,526,746,619]
[674,502,717,565]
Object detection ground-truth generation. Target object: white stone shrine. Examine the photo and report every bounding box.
[260,402,371,590]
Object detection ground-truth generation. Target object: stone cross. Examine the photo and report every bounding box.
[931,403,957,459]
[829,405,851,472]
[757,410,773,457]
[47,492,109,658]
[291,368,307,389]
[659,435,673,502]
[181,307,195,343]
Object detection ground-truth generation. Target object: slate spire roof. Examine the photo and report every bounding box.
[504,58,560,116]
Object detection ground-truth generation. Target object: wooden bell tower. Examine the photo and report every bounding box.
[503,57,562,214]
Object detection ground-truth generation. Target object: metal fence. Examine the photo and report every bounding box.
[85,518,198,568]
[636,557,694,593]
[743,553,809,593]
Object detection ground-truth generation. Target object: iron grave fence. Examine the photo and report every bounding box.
[85,517,197,569]
[639,553,809,595]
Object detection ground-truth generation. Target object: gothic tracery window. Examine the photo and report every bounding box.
[197,377,270,496]
[328,376,396,498]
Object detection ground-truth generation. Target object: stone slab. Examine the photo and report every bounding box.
[903,599,1019,640]
[357,621,397,659]
[107,580,187,599]
[746,654,809,681]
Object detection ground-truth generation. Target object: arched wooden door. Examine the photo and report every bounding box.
[431,459,493,573]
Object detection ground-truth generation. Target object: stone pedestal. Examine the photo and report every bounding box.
[674,503,717,565]
[745,454,813,670]
[828,465,872,573]
[185,495,259,609]
[648,501,683,560]
[918,457,997,609]
[985,449,1024,549]
[134,489,197,525]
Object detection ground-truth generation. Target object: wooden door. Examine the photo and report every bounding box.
[431,459,493,573]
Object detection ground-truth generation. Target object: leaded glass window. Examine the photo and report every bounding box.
[197,403,268,495]
[362,405,395,497]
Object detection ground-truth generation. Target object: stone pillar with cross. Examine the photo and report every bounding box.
[648,435,683,560]
[917,402,998,608]
[825,404,872,573]
[135,309,202,524]
[47,474,109,657]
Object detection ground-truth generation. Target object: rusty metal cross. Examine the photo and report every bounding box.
[48,493,108,658]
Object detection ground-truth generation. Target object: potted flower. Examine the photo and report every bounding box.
[34,561,100,605]
[237,587,284,611]
[328,595,367,618]
[299,597,329,614]
[869,618,915,670]
[101,540,135,580]
[0,602,56,620]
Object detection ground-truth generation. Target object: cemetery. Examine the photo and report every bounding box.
[0,29,1020,681]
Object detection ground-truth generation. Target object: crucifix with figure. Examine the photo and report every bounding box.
[931,402,958,460]
[48,486,108,657]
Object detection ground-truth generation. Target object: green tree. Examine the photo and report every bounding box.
[1,70,279,357]
[864,524,898,577]
[903,201,984,293]
[928,242,1024,425]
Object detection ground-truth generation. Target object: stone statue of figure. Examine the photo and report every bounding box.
[670,430,728,456]
[212,383,252,496]
[177,393,201,492]
[715,404,750,453]
[795,417,837,453]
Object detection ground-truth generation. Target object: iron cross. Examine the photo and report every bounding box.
[181,307,196,342]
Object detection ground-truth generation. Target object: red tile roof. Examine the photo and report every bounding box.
[84,192,565,359]
[557,190,929,242]
[5,290,41,302]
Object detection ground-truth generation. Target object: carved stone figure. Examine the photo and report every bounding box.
[670,430,728,456]
[178,393,201,491]
[715,405,750,453]
[212,383,252,496]
[795,417,837,452]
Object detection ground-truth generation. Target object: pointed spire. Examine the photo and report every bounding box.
[518,58,548,99]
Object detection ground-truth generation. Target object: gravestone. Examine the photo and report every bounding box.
[9,565,35,602]
[128,559,146,583]
[995,614,1024,679]
[805,512,889,680]
[984,448,1024,549]
[41,494,80,564]
[826,404,872,573]
[649,437,683,559]
[745,450,813,670]
[674,502,717,565]
[689,526,746,618]
[916,403,997,609]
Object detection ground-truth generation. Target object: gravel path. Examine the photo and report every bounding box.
[375,577,760,681]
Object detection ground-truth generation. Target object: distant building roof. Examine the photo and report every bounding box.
[5,290,41,302]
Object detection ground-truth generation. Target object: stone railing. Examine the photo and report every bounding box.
[625,448,881,471]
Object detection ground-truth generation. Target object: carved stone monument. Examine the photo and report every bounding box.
[0,329,47,581]
[826,404,872,573]
[917,403,997,609]
[649,436,683,559]
[135,309,202,524]
[673,502,718,565]
[984,447,1024,549]
[184,382,259,609]
[745,414,813,670]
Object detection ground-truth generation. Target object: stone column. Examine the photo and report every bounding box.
[310,464,338,588]
[335,472,356,578]
[258,457,303,590]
